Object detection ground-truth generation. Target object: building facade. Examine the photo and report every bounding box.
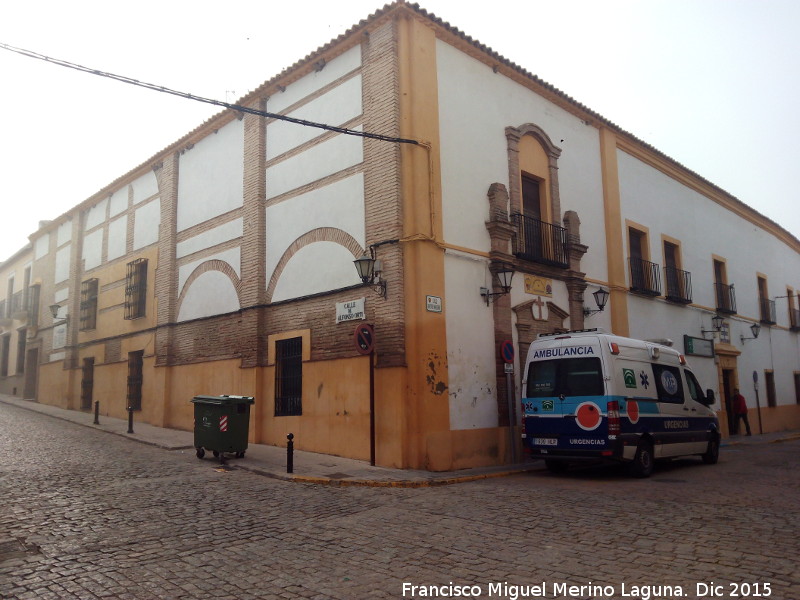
[0,244,36,398]
[3,2,799,470]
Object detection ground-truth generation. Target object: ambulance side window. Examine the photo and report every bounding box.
[684,370,703,403]
[652,364,684,404]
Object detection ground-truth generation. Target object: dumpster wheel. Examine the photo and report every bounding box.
[236,451,245,459]
[195,447,205,459]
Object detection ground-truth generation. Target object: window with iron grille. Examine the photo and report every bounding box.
[275,337,302,416]
[127,350,144,411]
[0,335,9,377]
[81,357,95,410]
[80,278,99,330]
[16,328,26,374]
[124,259,147,320]
[28,284,40,328]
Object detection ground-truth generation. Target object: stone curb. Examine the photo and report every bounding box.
[234,465,540,487]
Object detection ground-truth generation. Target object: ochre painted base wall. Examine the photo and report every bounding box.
[259,356,371,461]
[38,362,71,409]
[35,356,800,470]
[718,405,800,438]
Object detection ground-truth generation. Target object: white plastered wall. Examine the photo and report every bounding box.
[264,45,365,303]
[618,149,800,407]
[177,120,244,232]
[436,40,605,429]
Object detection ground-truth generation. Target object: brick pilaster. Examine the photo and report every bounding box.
[240,101,267,368]
[154,154,179,366]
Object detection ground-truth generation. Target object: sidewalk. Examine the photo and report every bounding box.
[0,395,540,487]
[3,395,798,487]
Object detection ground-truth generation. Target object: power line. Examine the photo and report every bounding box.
[0,41,420,146]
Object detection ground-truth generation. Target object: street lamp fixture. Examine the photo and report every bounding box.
[353,248,387,299]
[49,303,68,322]
[740,322,761,343]
[583,287,610,317]
[480,262,514,305]
[701,314,724,338]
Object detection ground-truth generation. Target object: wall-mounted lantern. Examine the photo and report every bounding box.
[480,262,514,305]
[583,287,609,317]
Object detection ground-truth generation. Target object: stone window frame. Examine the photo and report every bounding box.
[505,123,563,224]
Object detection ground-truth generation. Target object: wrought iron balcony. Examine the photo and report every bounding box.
[10,290,28,321]
[715,282,737,314]
[759,297,776,325]
[629,257,661,296]
[511,213,569,268]
[790,308,800,331]
[664,266,692,304]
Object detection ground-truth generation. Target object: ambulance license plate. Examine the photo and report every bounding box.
[533,438,557,446]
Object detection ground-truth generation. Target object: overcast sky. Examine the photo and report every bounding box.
[1,0,798,263]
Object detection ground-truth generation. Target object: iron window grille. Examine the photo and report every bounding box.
[80,278,99,330]
[126,350,144,411]
[511,213,569,268]
[124,259,147,320]
[759,296,776,325]
[629,257,661,296]
[275,337,303,416]
[664,266,692,303]
[16,328,26,374]
[790,308,800,332]
[81,357,95,410]
[27,284,40,328]
[715,282,737,314]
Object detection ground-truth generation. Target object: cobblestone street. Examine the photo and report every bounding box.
[2,401,798,600]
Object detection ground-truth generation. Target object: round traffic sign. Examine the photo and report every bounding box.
[354,324,375,355]
[500,340,515,364]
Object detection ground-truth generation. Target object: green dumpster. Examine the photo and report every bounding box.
[191,395,255,460]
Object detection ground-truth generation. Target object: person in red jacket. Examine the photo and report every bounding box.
[732,388,752,436]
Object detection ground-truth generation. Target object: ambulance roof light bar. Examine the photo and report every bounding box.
[538,328,609,338]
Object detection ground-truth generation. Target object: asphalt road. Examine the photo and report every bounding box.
[1,401,798,600]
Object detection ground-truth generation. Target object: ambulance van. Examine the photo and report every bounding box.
[521,329,720,477]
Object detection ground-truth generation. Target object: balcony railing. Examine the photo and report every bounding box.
[790,308,800,331]
[715,282,737,314]
[10,290,28,321]
[664,266,692,304]
[511,213,569,268]
[629,257,661,296]
[759,297,776,325]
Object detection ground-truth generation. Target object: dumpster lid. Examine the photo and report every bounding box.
[191,394,255,405]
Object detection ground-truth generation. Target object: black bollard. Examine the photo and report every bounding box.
[287,433,294,473]
[127,406,134,434]
[94,401,100,425]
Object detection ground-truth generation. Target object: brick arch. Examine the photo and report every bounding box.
[176,259,243,318]
[266,227,363,302]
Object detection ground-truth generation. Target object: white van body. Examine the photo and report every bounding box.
[521,329,720,477]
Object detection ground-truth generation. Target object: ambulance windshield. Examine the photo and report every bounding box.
[526,357,604,398]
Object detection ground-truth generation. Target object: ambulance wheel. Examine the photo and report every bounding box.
[702,436,720,465]
[630,439,654,478]
[544,459,569,474]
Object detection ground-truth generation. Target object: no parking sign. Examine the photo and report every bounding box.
[500,340,514,364]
